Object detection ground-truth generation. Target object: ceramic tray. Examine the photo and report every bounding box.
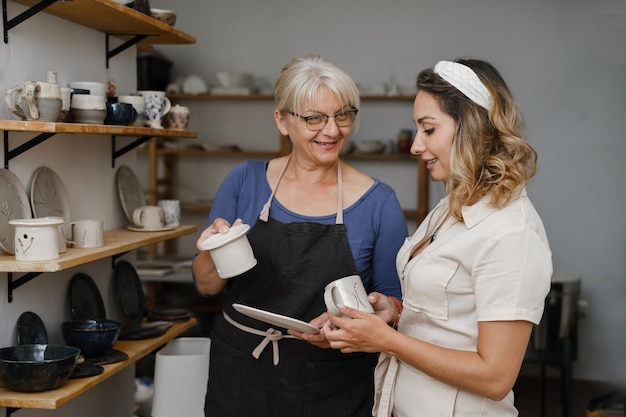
[30,166,71,221]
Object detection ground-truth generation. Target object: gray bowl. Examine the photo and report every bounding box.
[71,108,107,124]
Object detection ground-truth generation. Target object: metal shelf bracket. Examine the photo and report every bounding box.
[112,135,153,168]
[7,272,43,302]
[2,0,58,43]
[4,130,57,169]
[105,33,148,68]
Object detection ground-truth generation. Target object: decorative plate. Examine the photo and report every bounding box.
[16,311,48,345]
[0,169,33,254]
[68,273,107,320]
[232,303,320,334]
[116,165,145,224]
[114,260,145,326]
[30,166,71,221]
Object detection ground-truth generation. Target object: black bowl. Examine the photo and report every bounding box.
[0,344,80,392]
[61,319,122,358]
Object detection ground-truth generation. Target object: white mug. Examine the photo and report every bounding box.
[66,219,104,248]
[158,199,180,227]
[324,275,374,317]
[133,205,164,229]
[137,90,171,129]
[10,218,64,261]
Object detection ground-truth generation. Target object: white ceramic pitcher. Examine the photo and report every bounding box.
[4,71,62,121]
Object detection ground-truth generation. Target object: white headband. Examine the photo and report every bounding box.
[433,61,492,111]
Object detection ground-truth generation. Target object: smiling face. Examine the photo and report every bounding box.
[275,87,352,166]
[411,90,457,182]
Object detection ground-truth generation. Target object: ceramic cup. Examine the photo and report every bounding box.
[69,81,107,97]
[132,205,164,229]
[104,102,137,125]
[324,275,374,317]
[9,218,64,261]
[66,219,104,248]
[165,104,189,130]
[199,224,257,279]
[158,199,180,227]
[117,95,146,127]
[137,90,171,129]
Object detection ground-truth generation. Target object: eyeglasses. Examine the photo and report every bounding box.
[288,108,358,131]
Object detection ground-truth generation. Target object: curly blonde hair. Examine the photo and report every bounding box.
[416,58,537,221]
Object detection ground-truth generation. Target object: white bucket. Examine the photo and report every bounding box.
[151,337,211,417]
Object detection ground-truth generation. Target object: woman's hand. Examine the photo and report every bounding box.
[288,312,332,348]
[324,304,395,353]
[195,218,243,251]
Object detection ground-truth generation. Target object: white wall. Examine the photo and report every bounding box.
[147,0,626,384]
[0,3,140,416]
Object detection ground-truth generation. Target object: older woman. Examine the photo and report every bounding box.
[193,54,408,416]
[325,58,553,417]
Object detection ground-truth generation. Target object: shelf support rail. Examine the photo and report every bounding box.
[6,407,19,417]
[112,135,154,168]
[105,33,149,68]
[2,0,57,43]
[7,272,42,302]
[4,130,56,169]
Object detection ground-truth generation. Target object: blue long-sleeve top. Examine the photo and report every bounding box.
[205,160,408,298]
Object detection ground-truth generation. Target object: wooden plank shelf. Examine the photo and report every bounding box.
[0,120,197,138]
[9,0,196,45]
[0,319,197,410]
[0,226,197,273]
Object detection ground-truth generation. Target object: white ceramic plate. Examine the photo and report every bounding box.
[0,169,32,254]
[232,303,320,334]
[127,225,177,232]
[116,165,146,224]
[30,166,71,221]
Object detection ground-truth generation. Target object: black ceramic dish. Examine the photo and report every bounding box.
[0,344,80,392]
[68,273,106,320]
[114,260,173,339]
[16,311,48,345]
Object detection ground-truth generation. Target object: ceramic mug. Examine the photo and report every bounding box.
[158,199,180,227]
[133,205,164,229]
[9,218,64,261]
[137,90,171,129]
[324,275,374,317]
[66,219,104,248]
[199,224,257,279]
[118,95,146,127]
[165,104,189,130]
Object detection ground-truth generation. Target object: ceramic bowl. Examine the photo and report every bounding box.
[353,140,386,154]
[61,319,122,358]
[104,102,137,125]
[150,8,176,26]
[71,108,107,124]
[69,81,107,97]
[215,71,253,88]
[0,344,80,392]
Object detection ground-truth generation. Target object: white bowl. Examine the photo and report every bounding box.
[150,8,177,26]
[69,82,107,97]
[71,94,106,110]
[353,141,386,154]
[215,72,253,88]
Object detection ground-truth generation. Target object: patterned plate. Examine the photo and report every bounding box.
[0,169,32,254]
[116,165,145,224]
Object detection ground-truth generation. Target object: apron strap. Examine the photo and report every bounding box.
[223,312,296,366]
[260,154,292,222]
[259,155,345,225]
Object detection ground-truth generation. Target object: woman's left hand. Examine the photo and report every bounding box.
[324,304,394,353]
[288,312,332,348]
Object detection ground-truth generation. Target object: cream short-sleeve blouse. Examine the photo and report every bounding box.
[375,190,552,417]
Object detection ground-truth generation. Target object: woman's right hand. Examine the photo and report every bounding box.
[195,218,243,251]
[193,218,243,295]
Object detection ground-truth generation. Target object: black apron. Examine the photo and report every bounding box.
[206,156,377,417]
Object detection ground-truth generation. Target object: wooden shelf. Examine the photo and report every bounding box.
[167,93,414,101]
[0,226,197,273]
[0,318,196,410]
[9,0,196,45]
[0,120,197,139]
